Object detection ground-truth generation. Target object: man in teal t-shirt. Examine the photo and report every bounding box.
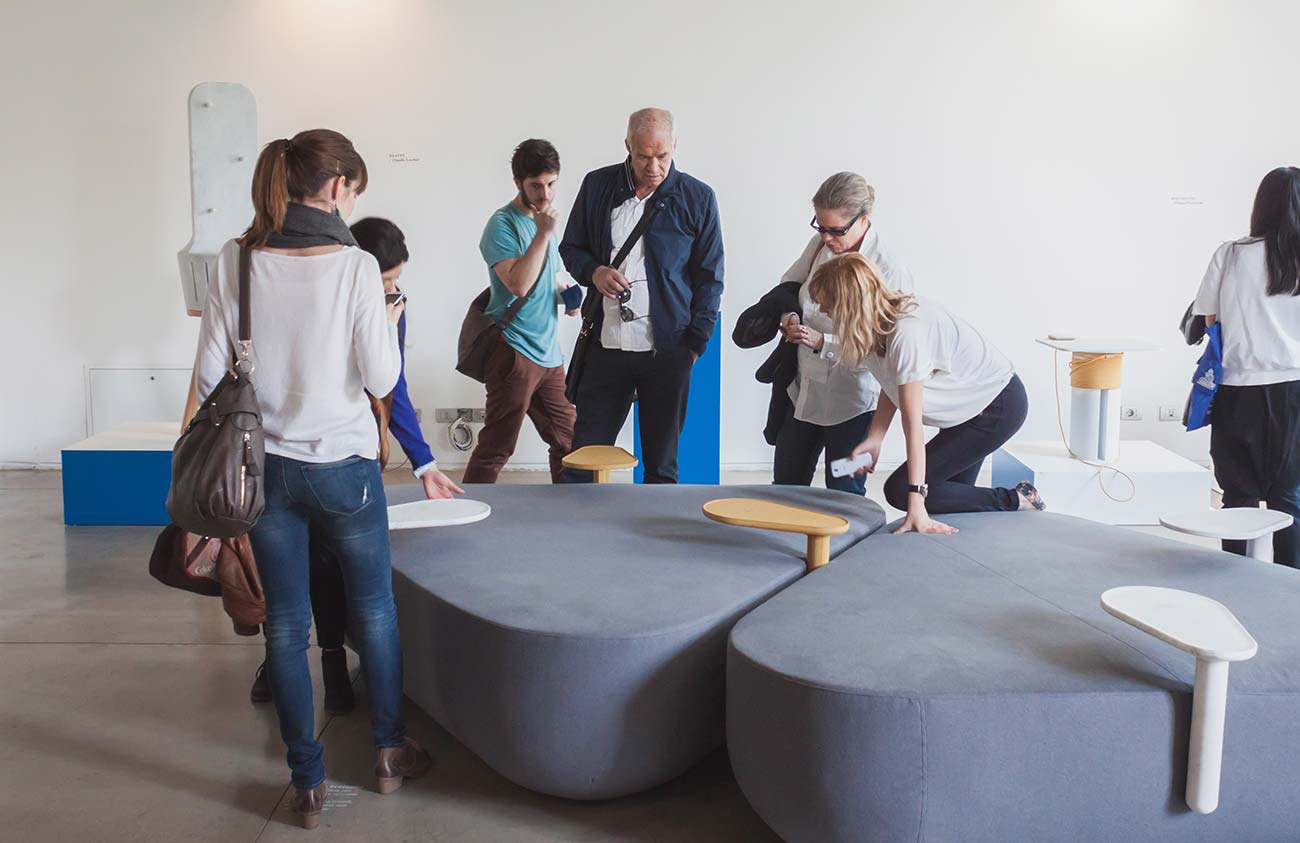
[464,139,581,483]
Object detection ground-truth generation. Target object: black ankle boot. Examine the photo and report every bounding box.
[321,648,355,715]
[250,662,272,704]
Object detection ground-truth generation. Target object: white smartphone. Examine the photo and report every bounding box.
[830,452,874,478]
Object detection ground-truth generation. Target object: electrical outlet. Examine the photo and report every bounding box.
[414,408,422,423]
[1159,406,1181,422]
[1121,406,1142,421]
[434,408,460,424]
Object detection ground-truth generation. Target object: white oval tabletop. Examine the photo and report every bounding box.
[1101,586,1258,662]
[1159,508,1294,541]
[388,498,491,530]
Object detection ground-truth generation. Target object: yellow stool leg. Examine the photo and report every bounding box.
[806,535,831,572]
[593,468,611,484]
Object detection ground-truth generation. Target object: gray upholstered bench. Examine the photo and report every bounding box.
[386,483,885,799]
[727,512,1300,842]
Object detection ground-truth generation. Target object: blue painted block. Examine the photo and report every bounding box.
[633,321,721,484]
[991,447,1034,491]
[62,449,173,526]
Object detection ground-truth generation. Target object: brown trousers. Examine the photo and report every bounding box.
[463,339,576,483]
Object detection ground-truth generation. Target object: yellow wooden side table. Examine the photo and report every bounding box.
[561,445,639,484]
[702,498,849,572]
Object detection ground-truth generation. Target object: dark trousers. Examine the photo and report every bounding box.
[773,407,874,496]
[308,526,347,650]
[564,343,694,484]
[1209,380,1300,567]
[464,339,576,483]
[884,375,1028,514]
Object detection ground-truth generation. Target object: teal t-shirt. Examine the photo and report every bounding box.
[480,203,563,368]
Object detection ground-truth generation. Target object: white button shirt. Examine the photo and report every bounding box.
[784,225,914,426]
[601,192,656,352]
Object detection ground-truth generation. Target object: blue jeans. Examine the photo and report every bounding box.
[249,454,406,789]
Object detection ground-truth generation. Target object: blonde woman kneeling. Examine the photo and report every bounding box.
[808,253,1044,535]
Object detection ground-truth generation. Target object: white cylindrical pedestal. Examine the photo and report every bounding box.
[1069,387,1121,463]
[1187,658,1230,814]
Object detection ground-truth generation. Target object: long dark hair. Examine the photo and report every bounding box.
[241,129,368,248]
[1250,167,1300,297]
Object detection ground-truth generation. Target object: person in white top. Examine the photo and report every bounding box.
[193,129,434,826]
[1192,166,1300,567]
[734,172,913,495]
[808,253,1044,534]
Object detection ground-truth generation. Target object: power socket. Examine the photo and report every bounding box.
[1159,406,1181,422]
[1121,406,1142,421]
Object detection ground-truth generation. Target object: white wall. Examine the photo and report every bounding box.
[3,0,1297,469]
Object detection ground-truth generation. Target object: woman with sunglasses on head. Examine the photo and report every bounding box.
[734,172,913,495]
[193,129,431,828]
[807,252,1044,535]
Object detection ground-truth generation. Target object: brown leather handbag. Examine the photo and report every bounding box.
[215,535,264,636]
[147,525,265,635]
[456,278,540,384]
[166,244,267,538]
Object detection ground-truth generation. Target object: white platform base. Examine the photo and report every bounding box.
[992,440,1211,525]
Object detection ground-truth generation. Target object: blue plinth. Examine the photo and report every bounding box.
[62,448,172,526]
[632,322,721,484]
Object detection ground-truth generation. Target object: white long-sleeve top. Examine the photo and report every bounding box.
[784,226,914,426]
[194,239,401,463]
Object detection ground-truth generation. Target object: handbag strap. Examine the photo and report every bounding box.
[577,193,662,334]
[498,263,543,330]
[497,215,557,330]
[610,194,660,275]
[235,245,254,374]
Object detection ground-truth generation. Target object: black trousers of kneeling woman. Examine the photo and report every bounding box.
[883,375,1029,513]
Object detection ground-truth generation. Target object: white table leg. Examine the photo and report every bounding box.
[1187,658,1230,814]
[1246,536,1274,563]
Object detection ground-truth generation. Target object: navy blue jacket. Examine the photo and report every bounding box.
[559,160,724,357]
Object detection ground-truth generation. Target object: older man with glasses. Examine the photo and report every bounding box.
[732,171,914,495]
[559,108,724,483]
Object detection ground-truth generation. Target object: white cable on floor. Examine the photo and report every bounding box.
[1052,349,1137,503]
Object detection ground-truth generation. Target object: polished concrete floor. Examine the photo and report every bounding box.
[0,466,1217,841]
[0,468,789,842]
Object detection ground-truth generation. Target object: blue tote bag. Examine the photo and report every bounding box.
[1186,322,1222,432]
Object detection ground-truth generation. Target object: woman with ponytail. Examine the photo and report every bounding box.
[808,253,1043,535]
[1193,166,1300,566]
[192,129,431,827]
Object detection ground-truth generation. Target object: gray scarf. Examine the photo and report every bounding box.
[265,202,358,249]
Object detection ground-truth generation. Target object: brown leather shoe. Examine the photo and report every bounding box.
[374,736,432,794]
[290,781,328,829]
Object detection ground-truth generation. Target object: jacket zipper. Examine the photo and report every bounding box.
[240,432,251,509]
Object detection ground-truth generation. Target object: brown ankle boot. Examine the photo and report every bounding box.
[290,781,329,829]
[374,736,432,794]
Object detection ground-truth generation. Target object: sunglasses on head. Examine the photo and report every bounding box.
[810,213,862,238]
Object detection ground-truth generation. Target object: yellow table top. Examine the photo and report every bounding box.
[561,445,639,471]
[702,498,850,537]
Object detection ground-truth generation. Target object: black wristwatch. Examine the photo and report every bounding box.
[907,484,929,499]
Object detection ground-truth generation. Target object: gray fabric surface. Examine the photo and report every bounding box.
[728,512,1300,842]
[387,483,885,799]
